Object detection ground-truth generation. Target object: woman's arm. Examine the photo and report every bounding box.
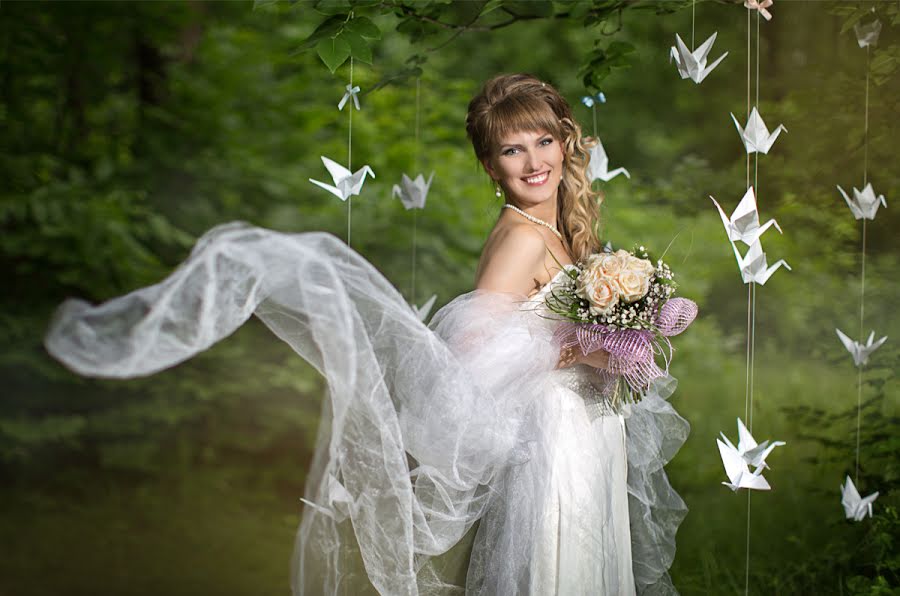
[557,345,610,369]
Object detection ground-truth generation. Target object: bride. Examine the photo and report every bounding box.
[45,74,688,595]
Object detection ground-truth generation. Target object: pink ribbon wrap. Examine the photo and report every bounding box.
[553,297,699,394]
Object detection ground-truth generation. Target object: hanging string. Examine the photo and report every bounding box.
[744,9,761,596]
[691,0,695,49]
[855,44,872,486]
[856,220,865,485]
[410,77,421,303]
[745,8,751,189]
[347,57,354,247]
[863,46,870,187]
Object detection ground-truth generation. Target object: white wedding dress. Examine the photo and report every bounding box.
[44,223,688,595]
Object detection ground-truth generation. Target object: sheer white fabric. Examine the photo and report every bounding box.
[44,223,688,595]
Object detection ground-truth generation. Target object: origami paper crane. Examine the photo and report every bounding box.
[744,0,773,21]
[710,186,782,246]
[731,239,791,285]
[731,107,787,154]
[717,437,771,492]
[835,328,887,367]
[719,417,785,470]
[412,294,437,322]
[338,84,361,111]
[309,156,375,201]
[841,476,878,521]
[854,18,882,48]
[837,183,887,220]
[587,140,630,182]
[669,32,728,84]
[392,172,434,210]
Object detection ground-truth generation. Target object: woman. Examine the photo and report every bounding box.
[45,75,687,595]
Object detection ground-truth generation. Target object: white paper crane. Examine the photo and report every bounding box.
[717,437,771,492]
[669,32,728,84]
[393,172,434,210]
[837,183,887,221]
[731,239,791,285]
[412,294,437,322]
[731,107,787,154]
[841,476,879,521]
[835,328,887,367]
[854,19,882,48]
[719,417,785,470]
[587,140,630,182]
[309,156,375,202]
[710,186,782,246]
[744,0,773,21]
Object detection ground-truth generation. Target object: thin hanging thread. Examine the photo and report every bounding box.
[744,9,760,596]
[856,221,866,485]
[855,45,871,485]
[745,8,751,189]
[347,57,354,247]
[411,77,421,303]
[691,0,695,49]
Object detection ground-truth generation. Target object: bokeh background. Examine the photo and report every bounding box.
[2,1,898,594]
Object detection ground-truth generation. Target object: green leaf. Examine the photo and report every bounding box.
[839,7,873,36]
[565,0,593,20]
[316,36,351,73]
[295,15,345,53]
[313,0,352,16]
[606,40,636,55]
[504,0,554,17]
[342,30,372,65]
[480,0,505,16]
[346,15,381,39]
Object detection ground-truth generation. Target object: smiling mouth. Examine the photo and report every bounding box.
[523,172,550,186]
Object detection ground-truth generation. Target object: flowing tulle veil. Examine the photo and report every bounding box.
[45,222,688,595]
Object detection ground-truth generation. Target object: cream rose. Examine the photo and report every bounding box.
[616,269,651,303]
[576,269,620,315]
[588,251,628,278]
[625,255,655,278]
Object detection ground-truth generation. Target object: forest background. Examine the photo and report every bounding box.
[2,0,899,594]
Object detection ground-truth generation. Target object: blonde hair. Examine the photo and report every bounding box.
[465,73,602,262]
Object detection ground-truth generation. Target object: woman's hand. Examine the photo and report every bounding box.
[557,346,610,370]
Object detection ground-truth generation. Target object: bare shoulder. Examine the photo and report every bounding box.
[475,223,548,294]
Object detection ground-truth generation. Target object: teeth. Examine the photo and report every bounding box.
[525,173,548,184]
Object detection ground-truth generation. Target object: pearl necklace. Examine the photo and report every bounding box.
[501,204,563,241]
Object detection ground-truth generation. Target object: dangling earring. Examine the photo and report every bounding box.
[495,182,502,198]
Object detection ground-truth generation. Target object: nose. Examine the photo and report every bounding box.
[524,150,541,173]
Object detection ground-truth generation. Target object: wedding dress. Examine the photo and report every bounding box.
[44,223,688,595]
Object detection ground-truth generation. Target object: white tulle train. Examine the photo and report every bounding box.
[45,222,688,595]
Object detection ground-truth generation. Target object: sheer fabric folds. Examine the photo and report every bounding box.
[45,223,687,595]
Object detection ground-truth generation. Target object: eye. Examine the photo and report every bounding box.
[539,137,554,146]
[502,147,519,156]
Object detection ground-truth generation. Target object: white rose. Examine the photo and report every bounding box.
[587,252,627,278]
[576,269,620,315]
[625,255,655,278]
[616,269,651,303]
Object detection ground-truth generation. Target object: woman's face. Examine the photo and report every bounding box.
[483,128,565,208]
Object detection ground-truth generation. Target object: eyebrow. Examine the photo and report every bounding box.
[499,134,553,151]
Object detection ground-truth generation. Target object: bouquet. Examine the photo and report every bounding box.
[546,246,698,401]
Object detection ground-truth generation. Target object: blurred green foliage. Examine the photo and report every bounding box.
[1,0,898,594]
